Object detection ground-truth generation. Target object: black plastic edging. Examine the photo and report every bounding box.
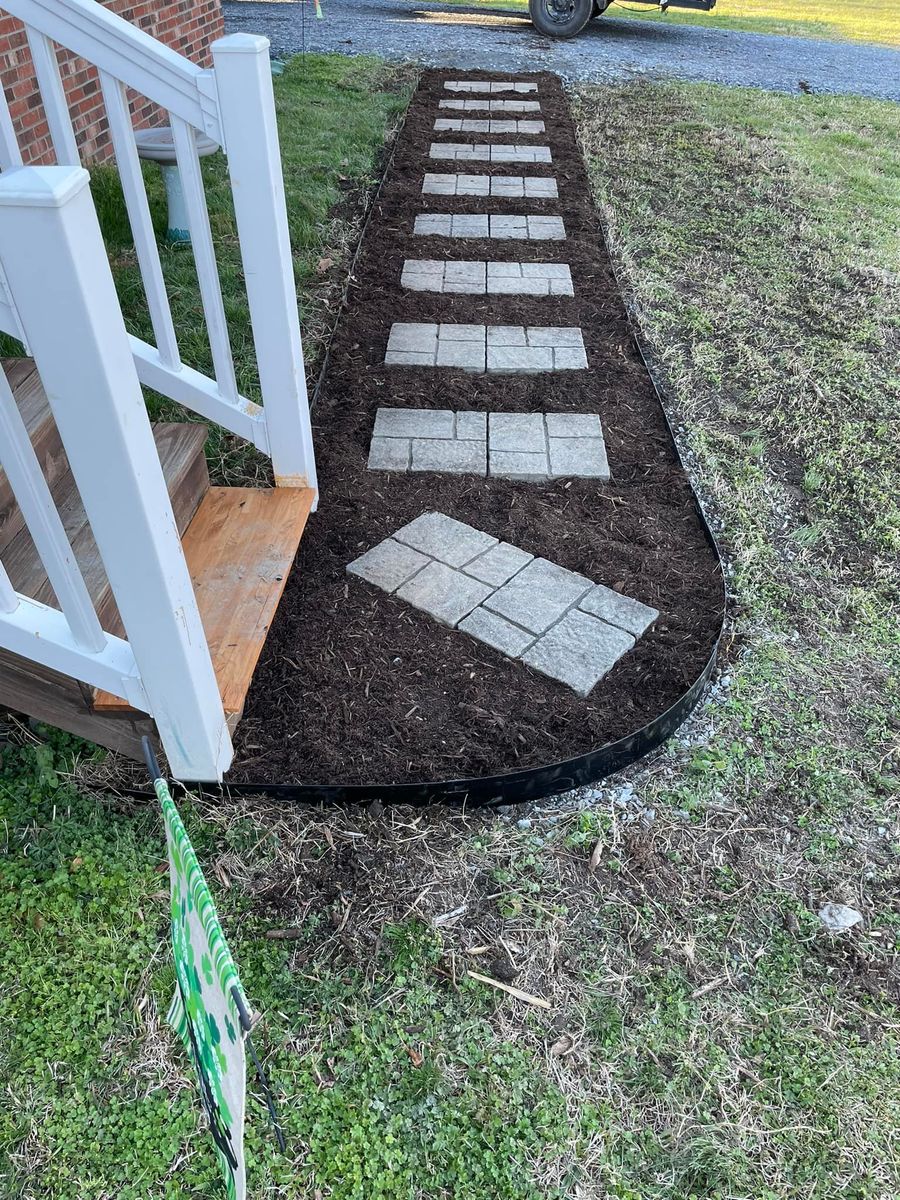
[129,75,727,810]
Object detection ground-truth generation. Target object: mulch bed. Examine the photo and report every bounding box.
[227,68,723,787]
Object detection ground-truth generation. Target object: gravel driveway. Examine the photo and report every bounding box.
[224,0,900,100]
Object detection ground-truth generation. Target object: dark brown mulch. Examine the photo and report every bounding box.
[227,69,723,787]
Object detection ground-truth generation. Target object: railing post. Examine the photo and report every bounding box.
[211,33,318,500]
[0,166,233,781]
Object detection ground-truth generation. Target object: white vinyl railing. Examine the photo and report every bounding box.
[0,0,318,778]
[0,0,318,491]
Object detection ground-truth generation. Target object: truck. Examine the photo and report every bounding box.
[529,0,717,39]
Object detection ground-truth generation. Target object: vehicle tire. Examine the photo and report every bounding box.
[529,0,594,38]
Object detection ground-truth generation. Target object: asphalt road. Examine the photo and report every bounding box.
[224,0,900,100]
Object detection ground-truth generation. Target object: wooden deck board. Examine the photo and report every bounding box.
[94,486,314,717]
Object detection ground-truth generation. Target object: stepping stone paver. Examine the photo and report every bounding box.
[396,560,492,626]
[522,609,635,696]
[384,325,587,374]
[444,81,538,93]
[484,557,593,634]
[413,213,566,240]
[392,511,497,567]
[429,143,552,164]
[401,258,573,297]
[434,118,546,135]
[368,407,608,480]
[439,99,542,112]
[578,584,659,637]
[346,514,657,696]
[422,174,558,198]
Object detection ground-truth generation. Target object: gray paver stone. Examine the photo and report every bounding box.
[522,610,635,696]
[373,407,455,439]
[553,347,589,369]
[384,351,436,367]
[548,437,609,480]
[388,323,438,352]
[578,585,659,637]
[347,538,429,593]
[456,411,487,440]
[441,322,485,341]
[489,450,548,480]
[395,561,492,627]
[459,606,536,657]
[489,411,546,452]
[436,340,485,371]
[485,557,593,633]
[487,325,527,346]
[414,214,452,236]
[487,346,554,372]
[527,326,583,347]
[463,541,534,586]
[393,511,498,567]
[411,438,486,474]
[368,437,411,471]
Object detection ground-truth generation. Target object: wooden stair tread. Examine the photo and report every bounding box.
[94,486,314,716]
[2,422,209,623]
[0,358,66,553]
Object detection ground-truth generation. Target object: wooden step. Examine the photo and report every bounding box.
[2,422,209,625]
[93,485,314,719]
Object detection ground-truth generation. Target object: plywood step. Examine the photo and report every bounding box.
[93,485,314,719]
[2,422,209,627]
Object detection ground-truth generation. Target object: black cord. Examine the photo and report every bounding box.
[231,986,287,1153]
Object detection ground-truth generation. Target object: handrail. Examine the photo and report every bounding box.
[1,0,222,142]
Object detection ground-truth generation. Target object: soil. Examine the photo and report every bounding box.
[227,68,723,787]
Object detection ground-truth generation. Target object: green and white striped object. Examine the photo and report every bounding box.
[156,777,248,1200]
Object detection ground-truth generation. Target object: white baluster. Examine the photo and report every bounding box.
[0,82,23,169]
[0,363,106,651]
[0,165,232,781]
[0,561,19,614]
[170,114,238,402]
[99,71,181,370]
[25,29,79,164]
[212,34,318,496]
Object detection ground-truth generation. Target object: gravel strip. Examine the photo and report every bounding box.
[225,0,900,101]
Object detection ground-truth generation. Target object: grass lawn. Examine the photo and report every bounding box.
[432,0,900,48]
[2,69,900,1200]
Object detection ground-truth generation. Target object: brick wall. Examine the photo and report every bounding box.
[0,0,224,164]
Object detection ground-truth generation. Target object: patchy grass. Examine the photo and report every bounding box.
[91,53,412,484]
[2,77,900,1200]
[433,0,900,47]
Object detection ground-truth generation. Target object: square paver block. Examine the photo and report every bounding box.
[489,411,546,453]
[487,325,527,347]
[347,538,429,593]
[485,557,592,634]
[414,214,452,236]
[387,323,438,353]
[526,216,566,239]
[545,412,603,438]
[436,340,485,371]
[579,585,659,637]
[441,322,485,341]
[384,350,436,367]
[456,411,487,440]
[522,610,635,696]
[528,326,583,347]
[553,347,589,369]
[459,606,536,657]
[374,408,455,439]
[411,438,486,474]
[463,541,534,587]
[393,512,498,567]
[368,437,411,471]
[422,173,458,194]
[548,437,609,480]
[396,561,493,627]
[489,450,549,480]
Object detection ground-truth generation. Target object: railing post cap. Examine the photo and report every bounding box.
[211,32,271,56]
[0,165,91,209]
